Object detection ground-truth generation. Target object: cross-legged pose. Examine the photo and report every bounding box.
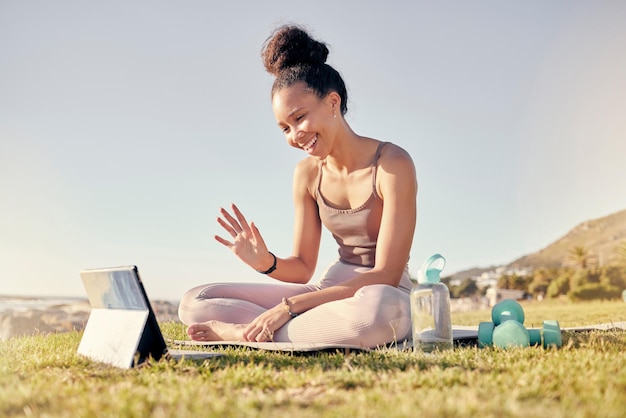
[178,25,418,348]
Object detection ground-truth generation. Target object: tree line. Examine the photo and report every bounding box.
[443,241,626,301]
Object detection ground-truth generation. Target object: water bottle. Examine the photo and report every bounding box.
[411,254,453,353]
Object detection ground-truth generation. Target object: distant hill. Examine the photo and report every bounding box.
[508,209,626,270]
[450,208,626,279]
[445,266,498,282]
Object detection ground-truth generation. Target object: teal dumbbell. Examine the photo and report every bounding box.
[491,299,525,325]
[478,299,528,348]
[477,321,495,348]
[491,299,529,348]
[527,320,563,349]
[528,327,541,346]
[478,299,562,349]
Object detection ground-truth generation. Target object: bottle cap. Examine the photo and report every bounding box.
[417,254,446,284]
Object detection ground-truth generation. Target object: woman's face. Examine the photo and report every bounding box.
[272,82,339,159]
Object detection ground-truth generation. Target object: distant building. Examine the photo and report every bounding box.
[486,287,526,307]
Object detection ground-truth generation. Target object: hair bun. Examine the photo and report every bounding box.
[262,25,329,76]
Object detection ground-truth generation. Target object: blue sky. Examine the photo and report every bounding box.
[2,1,626,300]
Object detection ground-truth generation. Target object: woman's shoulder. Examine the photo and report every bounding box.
[374,141,416,182]
[376,141,414,165]
[375,141,417,197]
[294,156,320,176]
[293,157,321,193]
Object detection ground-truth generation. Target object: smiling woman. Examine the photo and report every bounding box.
[177,25,418,348]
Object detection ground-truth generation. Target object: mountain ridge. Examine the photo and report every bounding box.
[451,208,626,279]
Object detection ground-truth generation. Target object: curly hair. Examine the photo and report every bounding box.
[261,25,348,115]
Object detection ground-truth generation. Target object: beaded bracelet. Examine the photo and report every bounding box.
[282,297,299,319]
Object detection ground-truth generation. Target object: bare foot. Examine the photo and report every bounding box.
[187,320,247,341]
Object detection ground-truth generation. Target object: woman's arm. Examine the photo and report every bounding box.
[213,158,322,284]
[265,158,322,283]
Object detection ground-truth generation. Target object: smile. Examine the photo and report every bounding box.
[302,135,318,153]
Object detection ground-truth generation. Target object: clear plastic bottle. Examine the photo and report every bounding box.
[411,254,453,353]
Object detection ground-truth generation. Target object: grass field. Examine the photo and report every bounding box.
[1,299,625,417]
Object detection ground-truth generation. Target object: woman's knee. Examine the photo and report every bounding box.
[180,282,234,303]
[353,284,411,336]
[177,283,228,324]
[354,284,408,304]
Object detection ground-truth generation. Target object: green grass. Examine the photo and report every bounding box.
[1,300,625,418]
[452,298,626,327]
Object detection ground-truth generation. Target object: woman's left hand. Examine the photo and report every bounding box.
[243,304,290,342]
[214,203,274,272]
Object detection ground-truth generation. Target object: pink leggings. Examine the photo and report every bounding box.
[178,260,413,348]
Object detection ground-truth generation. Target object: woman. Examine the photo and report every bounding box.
[178,25,417,348]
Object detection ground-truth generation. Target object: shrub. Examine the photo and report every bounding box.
[546,271,572,298]
[569,269,601,289]
[600,266,626,289]
[568,283,622,301]
[452,278,478,298]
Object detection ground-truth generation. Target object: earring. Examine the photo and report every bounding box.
[333,112,337,119]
